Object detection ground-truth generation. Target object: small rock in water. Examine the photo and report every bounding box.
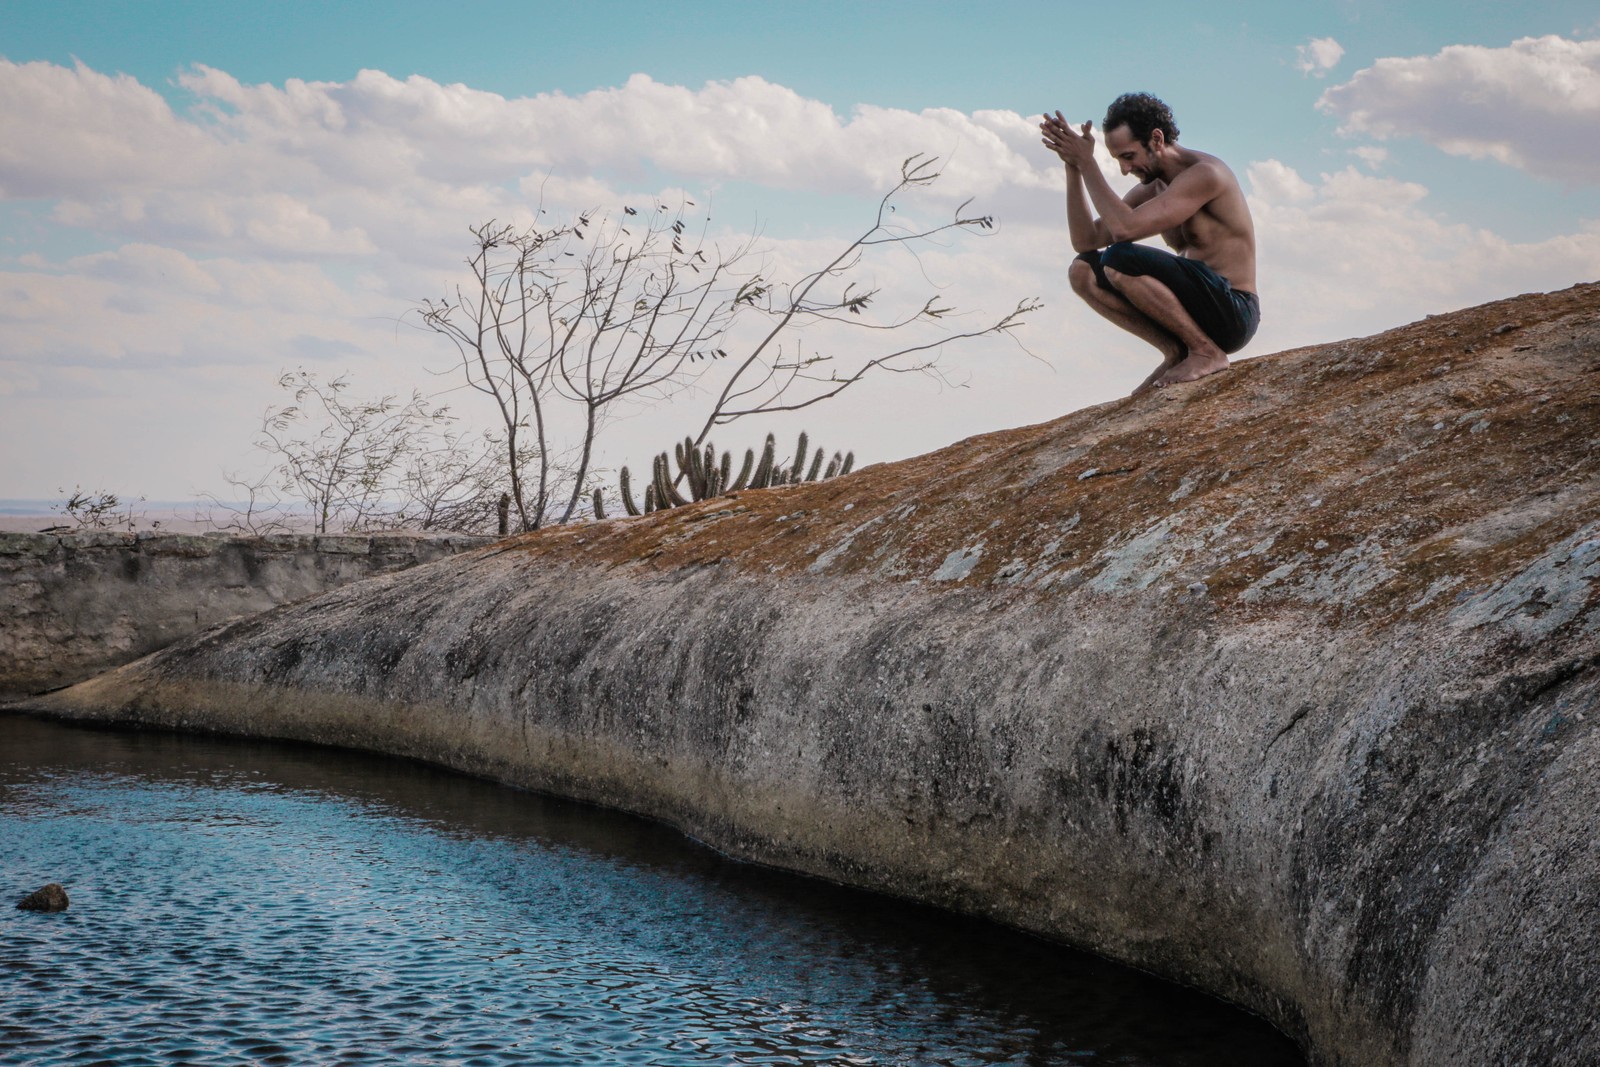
[17,883,69,912]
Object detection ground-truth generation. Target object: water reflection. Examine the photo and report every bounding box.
[1,713,1302,1066]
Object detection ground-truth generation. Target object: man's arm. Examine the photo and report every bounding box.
[1042,114,1110,251]
[1063,165,1109,252]
[1080,161,1221,244]
[1042,112,1166,250]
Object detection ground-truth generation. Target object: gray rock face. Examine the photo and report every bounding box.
[17,283,1600,1066]
[17,883,69,912]
[0,531,495,699]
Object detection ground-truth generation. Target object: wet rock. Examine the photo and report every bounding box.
[17,883,69,912]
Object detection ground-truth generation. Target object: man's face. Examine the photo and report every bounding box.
[1105,125,1160,184]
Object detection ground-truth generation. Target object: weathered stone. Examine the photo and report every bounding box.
[0,534,62,559]
[135,533,220,559]
[0,531,497,698]
[313,534,371,556]
[17,283,1600,1066]
[16,883,69,912]
[68,531,140,550]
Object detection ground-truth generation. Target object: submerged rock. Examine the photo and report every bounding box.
[20,282,1600,1067]
[17,883,69,912]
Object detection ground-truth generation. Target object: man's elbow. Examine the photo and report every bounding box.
[1072,237,1102,254]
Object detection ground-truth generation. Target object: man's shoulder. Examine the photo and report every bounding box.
[1154,152,1240,210]
[1184,150,1243,189]
[1174,150,1233,180]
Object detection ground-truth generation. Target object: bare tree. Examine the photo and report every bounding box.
[416,155,1039,531]
[197,472,295,535]
[261,370,434,533]
[51,487,142,530]
[416,200,745,528]
[386,425,525,534]
[218,369,508,534]
[691,155,1040,443]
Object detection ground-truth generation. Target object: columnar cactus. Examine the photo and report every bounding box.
[730,446,754,492]
[619,466,642,517]
[594,430,856,519]
[750,434,776,489]
[789,432,809,483]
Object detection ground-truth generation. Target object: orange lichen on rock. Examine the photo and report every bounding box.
[510,282,1600,628]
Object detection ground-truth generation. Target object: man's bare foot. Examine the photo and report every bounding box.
[1154,345,1229,388]
[1132,343,1185,396]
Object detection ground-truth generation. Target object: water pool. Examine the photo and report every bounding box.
[1,713,1302,1066]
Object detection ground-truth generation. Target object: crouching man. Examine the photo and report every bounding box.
[1041,93,1259,393]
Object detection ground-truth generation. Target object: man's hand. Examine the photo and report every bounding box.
[1040,111,1096,170]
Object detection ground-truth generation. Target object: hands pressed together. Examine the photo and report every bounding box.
[1040,111,1096,169]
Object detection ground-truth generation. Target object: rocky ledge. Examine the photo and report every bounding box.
[17,283,1600,1066]
[0,530,494,698]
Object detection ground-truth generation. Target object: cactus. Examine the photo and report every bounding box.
[729,446,756,491]
[685,438,706,495]
[789,431,809,483]
[620,466,642,516]
[751,434,776,489]
[655,452,690,507]
[596,430,856,519]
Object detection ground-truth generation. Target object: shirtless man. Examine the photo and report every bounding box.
[1040,93,1258,393]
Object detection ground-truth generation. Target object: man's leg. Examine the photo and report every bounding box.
[1101,267,1229,388]
[1069,258,1186,394]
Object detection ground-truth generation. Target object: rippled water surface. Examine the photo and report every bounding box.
[1,714,1303,1066]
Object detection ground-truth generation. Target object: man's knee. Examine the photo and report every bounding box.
[1068,256,1098,298]
[1098,241,1144,278]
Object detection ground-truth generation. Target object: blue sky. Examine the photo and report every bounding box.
[2,1,1598,503]
[9,0,1596,231]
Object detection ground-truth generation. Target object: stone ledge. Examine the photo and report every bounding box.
[0,530,500,697]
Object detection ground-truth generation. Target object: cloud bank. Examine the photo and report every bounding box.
[1,56,1597,499]
[1319,35,1600,184]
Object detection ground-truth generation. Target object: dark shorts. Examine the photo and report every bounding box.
[1077,242,1260,355]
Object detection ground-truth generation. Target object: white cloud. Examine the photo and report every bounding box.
[1247,160,1600,349]
[0,60,214,198]
[1246,159,1317,203]
[0,58,1596,500]
[1318,35,1600,184]
[1296,37,1345,77]
[1350,145,1389,170]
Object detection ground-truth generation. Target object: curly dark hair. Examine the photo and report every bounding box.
[1103,93,1179,146]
